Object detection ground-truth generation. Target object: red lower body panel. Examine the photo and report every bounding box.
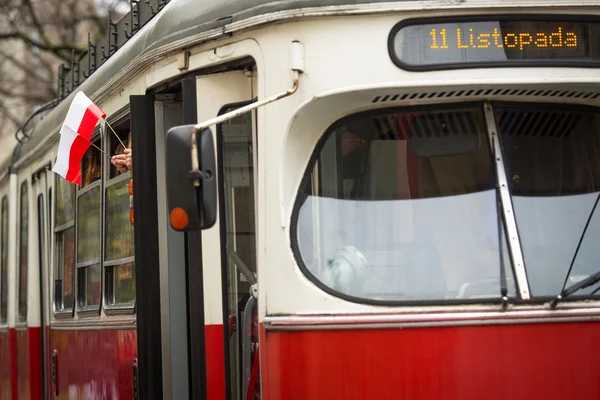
[9,328,16,400]
[28,327,42,400]
[51,327,137,399]
[263,321,600,400]
[205,324,226,400]
[16,328,30,399]
[13,327,42,400]
[45,326,52,400]
[0,329,11,400]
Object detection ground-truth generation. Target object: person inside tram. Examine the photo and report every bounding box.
[83,145,101,187]
[111,133,132,174]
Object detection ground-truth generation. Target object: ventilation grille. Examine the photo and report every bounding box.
[409,111,479,138]
[497,110,582,138]
[372,88,600,104]
[357,109,587,141]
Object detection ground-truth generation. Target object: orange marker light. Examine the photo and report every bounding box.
[129,179,134,225]
[170,207,189,230]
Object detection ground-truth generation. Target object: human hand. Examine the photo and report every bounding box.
[124,148,132,171]
[111,154,129,174]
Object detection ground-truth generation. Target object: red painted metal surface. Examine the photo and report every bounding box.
[16,328,30,399]
[13,327,42,400]
[51,327,137,399]
[0,329,11,400]
[263,321,600,400]
[205,324,226,400]
[45,326,52,400]
[9,328,16,400]
[28,327,42,400]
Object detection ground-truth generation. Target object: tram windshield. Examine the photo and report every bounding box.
[293,104,600,302]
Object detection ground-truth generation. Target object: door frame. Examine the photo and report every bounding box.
[197,68,257,400]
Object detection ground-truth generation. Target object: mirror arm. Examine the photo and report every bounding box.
[189,74,300,186]
[189,41,304,186]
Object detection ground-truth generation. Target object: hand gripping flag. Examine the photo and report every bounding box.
[52,92,106,184]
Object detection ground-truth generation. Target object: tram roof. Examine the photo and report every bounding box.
[14,0,414,166]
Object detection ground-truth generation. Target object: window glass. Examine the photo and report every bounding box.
[54,175,76,313]
[104,123,135,307]
[55,227,75,310]
[76,139,103,311]
[55,174,75,227]
[77,186,101,264]
[105,178,134,261]
[0,197,7,323]
[499,106,600,297]
[19,183,28,320]
[112,262,135,304]
[82,143,101,188]
[294,107,516,302]
[220,107,257,396]
[79,264,101,307]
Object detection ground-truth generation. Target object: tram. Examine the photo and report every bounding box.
[1,0,600,398]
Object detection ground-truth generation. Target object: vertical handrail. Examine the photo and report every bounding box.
[242,294,256,397]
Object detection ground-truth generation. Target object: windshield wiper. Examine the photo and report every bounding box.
[494,138,509,308]
[553,271,600,305]
[551,192,600,308]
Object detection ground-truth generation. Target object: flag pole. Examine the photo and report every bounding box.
[104,119,127,148]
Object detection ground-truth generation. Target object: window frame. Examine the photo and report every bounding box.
[289,102,512,306]
[0,196,8,324]
[103,170,136,314]
[492,101,600,300]
[290,101,600,306]
[103,115,135,314]
[75,132,103,316]
[17,181,29,323]
[52,173,76,318]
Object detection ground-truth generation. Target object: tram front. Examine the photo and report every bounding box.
[263,9,600,400]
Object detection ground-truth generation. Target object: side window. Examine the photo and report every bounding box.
[77,138,102,310]
[18,182,28,322]
[0,197,8,323]
[54,175,75,313]
[104,125,135,307]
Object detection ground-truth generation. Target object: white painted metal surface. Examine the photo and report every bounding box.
[0,2,598,338]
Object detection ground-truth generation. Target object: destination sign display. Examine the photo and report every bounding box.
[388,18,600,69]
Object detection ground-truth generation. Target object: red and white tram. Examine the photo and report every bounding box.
[1,0,600,398]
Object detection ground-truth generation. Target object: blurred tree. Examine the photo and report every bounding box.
[0,0,129,145]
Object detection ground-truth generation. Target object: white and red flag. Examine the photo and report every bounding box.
[52,92,106,184]
[62,91,105,139]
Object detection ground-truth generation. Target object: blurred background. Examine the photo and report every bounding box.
[0,0,131,159]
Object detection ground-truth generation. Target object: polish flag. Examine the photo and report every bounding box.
[62,91,105,140]
[52,125,92,185]
[52,91,105,184]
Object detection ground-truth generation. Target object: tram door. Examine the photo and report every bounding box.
[197,69,258,400]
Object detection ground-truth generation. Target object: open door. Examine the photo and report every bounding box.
[130,95,163,400]
[195,69,258,400]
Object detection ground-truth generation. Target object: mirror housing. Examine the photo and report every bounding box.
[166,125,217,231]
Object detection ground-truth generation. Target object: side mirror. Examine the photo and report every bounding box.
[166,125,217,231]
